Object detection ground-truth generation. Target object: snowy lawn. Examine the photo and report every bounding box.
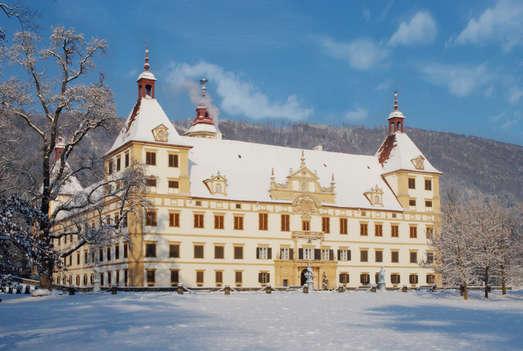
[0,290,522,351]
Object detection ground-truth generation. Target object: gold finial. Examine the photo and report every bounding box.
[144,48,150,71]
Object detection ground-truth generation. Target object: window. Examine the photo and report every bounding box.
[338,249,350,261]
[146,210,157,226]
[123,243,128,258]
[214,214,224,229]
[215,271,223,286]
[106,247,111,261]
[391,250,399,263]
[391,224,399,238]
[280,247,292,260]
[360,249,368,262]
[171,270,179,286]
[340,218,348,234]
[281,214,290,232]
[426,252,434,264]
[409,274,418,284]
[408,177,416,189]
[235,271,243,286]
[145,177,157,187]
[339,273,350,284]
[145,151,156,165]
[233,215,244,230]
[425,179,432,191]
[391,273,400,284]
[409,199,416,207]
[194,214,204,228]
[360,223,368,236]
[426,226,434,240]
[168,154,179,168]
[322,217,330,233]
[214,245,224,259]
[259,213,268,231]
[146,270,155,287]
[256,246,272,260]
[302,220,310,231]
[321,248,332,261]
[145,243,156,258]
[375,224,383,237]
[410,251,418,264]
[234,246,244,259]
[258,272,270,284]
[426,274,435,284]
[169,212,180,227]
[168,180,179,189]
[425,200,433,208]
[124,152,129,168]
[375,250,383,263]
[360,273,370,285]
[409,225,417,238]
[194,244,204,259]
[169,244,180,258]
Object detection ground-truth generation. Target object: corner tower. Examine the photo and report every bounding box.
[376,92,441,214]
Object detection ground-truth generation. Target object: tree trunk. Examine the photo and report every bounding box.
[484,267,489,299]
[501,264,507,295]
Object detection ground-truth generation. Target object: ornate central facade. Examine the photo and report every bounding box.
[52,52,441,290]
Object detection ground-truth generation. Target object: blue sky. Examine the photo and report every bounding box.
[6,0,523,145]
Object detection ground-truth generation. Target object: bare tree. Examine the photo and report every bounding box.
[0,26,130,288]
[436,190,476,300]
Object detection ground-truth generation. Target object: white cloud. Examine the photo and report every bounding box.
[455,0,523,51]
[167,61,312,121]
[388,11,437,46]
[419,63,493,97]
[319,37,388,70]
[509,86,523,104]
[345,107,368,122]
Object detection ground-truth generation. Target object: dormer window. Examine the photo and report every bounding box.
[203,172,227,196]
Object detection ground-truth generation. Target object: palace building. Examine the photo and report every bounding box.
[52,51,441,290]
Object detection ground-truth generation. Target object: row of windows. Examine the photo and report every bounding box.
[340,272,435,285]
[143,242,433,264]
[144,269,270,287]
[408,177,433,191]
[145,210,434,239]
[63,243,128,267]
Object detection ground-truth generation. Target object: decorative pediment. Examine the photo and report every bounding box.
[152,124,169,142]
[411,155,425,170]
[364,185,384,206]
[203,172,227,195]
[269,151,335,204]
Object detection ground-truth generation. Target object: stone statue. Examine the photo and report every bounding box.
[304,266,313,291]
[322,272,328,290]
[377,267,385,291]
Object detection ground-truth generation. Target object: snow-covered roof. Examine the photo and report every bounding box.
[137,70,156,81]
[108,97,183,154]
[180,136,404,211]
[186,122,220,135]
[376,132,440,174]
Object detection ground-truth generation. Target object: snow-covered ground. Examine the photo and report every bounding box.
[0,289,522,351]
